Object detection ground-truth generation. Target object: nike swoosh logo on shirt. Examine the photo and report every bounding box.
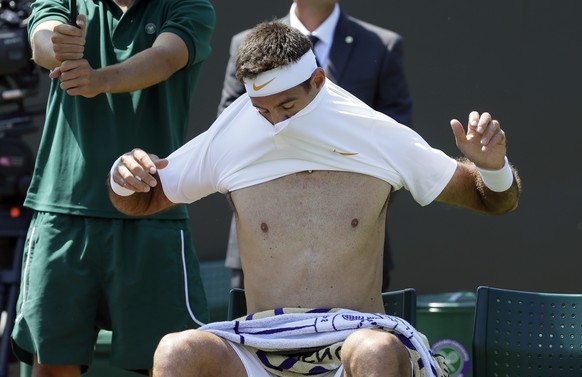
[332,149,358,156]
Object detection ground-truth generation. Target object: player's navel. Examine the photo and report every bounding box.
[351,218,359,228]
[261,222,269,232]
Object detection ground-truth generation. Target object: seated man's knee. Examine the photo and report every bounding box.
[341,329,411,376]
[154,330,212,370]
[154,330,241,377]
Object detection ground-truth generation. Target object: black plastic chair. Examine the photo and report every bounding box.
[473,286,582,377]
[227,287,417,325]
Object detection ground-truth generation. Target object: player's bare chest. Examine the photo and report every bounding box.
[230,171,391,217]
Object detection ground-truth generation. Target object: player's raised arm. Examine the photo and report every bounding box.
[436,111,521,214]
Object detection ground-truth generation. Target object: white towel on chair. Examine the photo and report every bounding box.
[200,308,443,377]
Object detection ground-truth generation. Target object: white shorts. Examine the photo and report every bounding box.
[227,341,344,377]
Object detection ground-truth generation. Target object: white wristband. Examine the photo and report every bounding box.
[109,157,135,197]
[474,156,514,192]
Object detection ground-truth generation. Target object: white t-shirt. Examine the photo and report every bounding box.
[158,81,457,206]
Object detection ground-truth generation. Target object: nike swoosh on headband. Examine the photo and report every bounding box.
[253,78,275,91]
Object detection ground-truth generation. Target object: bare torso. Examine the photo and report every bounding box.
[229,171,392,314]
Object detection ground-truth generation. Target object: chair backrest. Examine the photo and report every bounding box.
[227,287,247,320]
[227,288,417,325]
[382,288,417,326]
[473,286,582,377]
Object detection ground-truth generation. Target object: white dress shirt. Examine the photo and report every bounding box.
[289,2,340,70]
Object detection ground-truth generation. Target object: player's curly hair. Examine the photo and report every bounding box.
[235,21,313,83]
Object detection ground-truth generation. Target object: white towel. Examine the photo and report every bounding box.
[200,308,446,377]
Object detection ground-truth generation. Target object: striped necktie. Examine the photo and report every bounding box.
[307,34,322,67]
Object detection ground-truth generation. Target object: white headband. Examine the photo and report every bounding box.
[243,50,318,97]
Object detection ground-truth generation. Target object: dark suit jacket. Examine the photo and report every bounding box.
[217,11,413,126]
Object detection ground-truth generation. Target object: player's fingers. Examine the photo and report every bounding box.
[486,127,506,146]
[480,119,501,146]
[154,158,169,170]
[450,119,467,142]
[476,112,493,134]
[117,150,158,190]
[468,111,480,130]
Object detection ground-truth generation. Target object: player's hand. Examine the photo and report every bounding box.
[450,111,507,170]
[111,149,168,193]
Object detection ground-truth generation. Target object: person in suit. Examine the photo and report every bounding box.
[219,0,412,292]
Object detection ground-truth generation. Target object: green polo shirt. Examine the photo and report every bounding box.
[25,0,215,219]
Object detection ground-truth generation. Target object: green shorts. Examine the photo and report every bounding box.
[11,211,209,372]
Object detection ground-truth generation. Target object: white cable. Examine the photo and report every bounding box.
[180,229,206,327]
